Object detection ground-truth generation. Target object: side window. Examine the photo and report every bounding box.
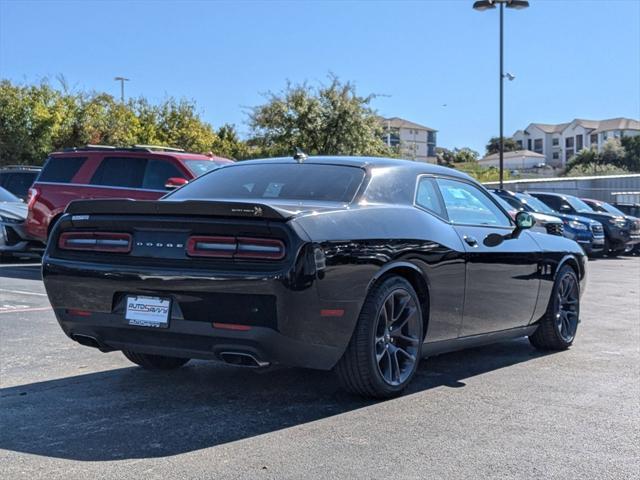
[143,160,184,190]
[39,157,87,183]
[436,178,511,227]
[415,177,446,218]
[90,157,147,188]
[539,195,560,210]
[5,172,37,198]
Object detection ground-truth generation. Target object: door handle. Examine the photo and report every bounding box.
[463,235,478,247]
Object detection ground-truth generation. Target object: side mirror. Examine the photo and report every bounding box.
[515,211,535,230]
[165,177,188,189]
[483,211,535,247]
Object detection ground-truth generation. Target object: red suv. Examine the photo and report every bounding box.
[27,145,232,243]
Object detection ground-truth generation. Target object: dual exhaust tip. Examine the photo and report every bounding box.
[71,335,270,368]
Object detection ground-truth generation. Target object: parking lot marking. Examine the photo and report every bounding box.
[0,306,51,314]
[0,288,48,297]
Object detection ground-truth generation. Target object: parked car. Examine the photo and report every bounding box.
[42,156,587,398]
[529,191,632,256]
[492,190,604,256]
[26,145,233,243]
[613,202,640,218]
[0,165,41,201]
[581,198,640,254]
[490,191,563,237]
[0,187,44,259]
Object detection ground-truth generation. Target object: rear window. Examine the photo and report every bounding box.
[0,171,38,198]
[168,163,365,203]
[39,157,87,183]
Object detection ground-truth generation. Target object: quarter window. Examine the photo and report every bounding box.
[436,178,511,227]
[143,160,184,190]
[39,157,87,183]
[415,177,446,218]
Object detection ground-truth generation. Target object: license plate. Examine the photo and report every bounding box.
[126,295,170,328]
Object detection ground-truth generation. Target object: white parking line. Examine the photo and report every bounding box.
[0,288,48,297]
[0,306,51,314]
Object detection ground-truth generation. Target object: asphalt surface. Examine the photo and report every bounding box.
[0,257,638,480]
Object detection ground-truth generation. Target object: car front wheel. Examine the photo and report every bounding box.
[335,275,423,398]
[529,265,580,350]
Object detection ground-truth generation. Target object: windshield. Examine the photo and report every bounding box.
[0,187,20,203]
[565,196,596,213]
[593,201,625,216]
[168,163,365,203]
[184,160,228,177]
[516,193,556,214]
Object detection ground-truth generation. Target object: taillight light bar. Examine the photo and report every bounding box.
[186,236,285,260]
[58,232,132,253]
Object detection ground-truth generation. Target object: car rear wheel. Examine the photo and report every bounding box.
[335,276,423,398]
[122,350,190,370]
[529,265,580,350]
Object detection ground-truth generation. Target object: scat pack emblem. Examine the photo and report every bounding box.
[230,206,263,216]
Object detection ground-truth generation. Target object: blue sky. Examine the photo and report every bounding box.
[1,0,639,154]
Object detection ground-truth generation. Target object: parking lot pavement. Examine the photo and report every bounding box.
[0,258,638,480]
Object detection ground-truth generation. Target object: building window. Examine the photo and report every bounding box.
[427,131,436,144]
[527,139,532,150]
[566,149,574,161]
[516,140,523,148]
[552,138,559,146]
[565,137,574,148]
[590,133,598,144]
[576,134,583,151]
[533,139,543,153]
[552,152,559,160]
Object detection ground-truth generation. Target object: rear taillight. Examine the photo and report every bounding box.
[27,187,40,210]
[58,232,132,253]
[186,236,236,258]
[186,236,285,260]
[236,237,285,260]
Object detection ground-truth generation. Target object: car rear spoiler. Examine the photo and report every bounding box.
[65,199,289,220]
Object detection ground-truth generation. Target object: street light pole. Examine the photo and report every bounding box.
[499,1,504,188]
[473,0,529,189]
[114,76,130,103]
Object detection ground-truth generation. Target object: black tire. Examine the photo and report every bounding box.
[335,276,423,399]
[122,350,190,370]
[529,265,580,351]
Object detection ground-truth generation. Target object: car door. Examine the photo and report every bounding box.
[436,178,541,336]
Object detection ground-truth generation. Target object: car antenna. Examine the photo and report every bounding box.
[293,147,307,163]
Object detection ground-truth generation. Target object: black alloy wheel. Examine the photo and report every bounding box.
[529,265,580,350]
[336,276,423,398]
[374,288,422,386]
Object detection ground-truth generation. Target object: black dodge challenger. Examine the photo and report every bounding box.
[42,156,587,398]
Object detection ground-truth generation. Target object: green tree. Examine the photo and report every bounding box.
[0,79,243,165]
[485,136,520,155]
[211,124,252,160]
[248,75,393,157]
[452,147,480,163]
[621,135,640,171]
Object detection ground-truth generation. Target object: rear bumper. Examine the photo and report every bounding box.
[42,257,362,370]
[56,311,342,369]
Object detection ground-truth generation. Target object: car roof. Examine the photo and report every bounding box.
[0,165,42,171]
[48,148,229,162]
[528,191,569,198]
[229,156,475,181]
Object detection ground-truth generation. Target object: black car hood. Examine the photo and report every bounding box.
[0,201,27,221]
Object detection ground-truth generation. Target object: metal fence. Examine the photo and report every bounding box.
[484,174,640,202]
